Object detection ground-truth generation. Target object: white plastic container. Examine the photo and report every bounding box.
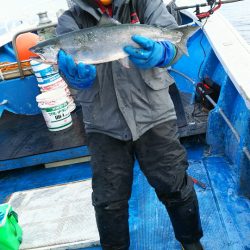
[66,96,76,113]
[38,78,66,92]
[31,60,76,113]
[36,89,73,132]
[30,60,60,84]
[38,78,76,112]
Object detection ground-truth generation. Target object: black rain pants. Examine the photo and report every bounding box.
[87,120,203,250]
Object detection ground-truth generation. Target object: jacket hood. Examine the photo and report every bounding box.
[72,0,130,21]
[72,0,128,10]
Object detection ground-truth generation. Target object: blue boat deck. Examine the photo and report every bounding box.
[0,138,249,250]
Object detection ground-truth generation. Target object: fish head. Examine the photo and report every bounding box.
[29,39,59,64]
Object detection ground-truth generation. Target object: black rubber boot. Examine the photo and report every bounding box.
[94,200,130,250]
[166,188,203,244]
[181,241,204,250]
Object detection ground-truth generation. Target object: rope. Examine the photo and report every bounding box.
[0,69,4,81]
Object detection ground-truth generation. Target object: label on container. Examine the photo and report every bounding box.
[36,73,61,84]
[41,102,72,131]
[39,78,66,92]
[32,63,60,84]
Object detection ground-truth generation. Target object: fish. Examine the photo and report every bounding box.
[30,15,200,65]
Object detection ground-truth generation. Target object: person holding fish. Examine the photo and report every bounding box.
[56,0,204,249]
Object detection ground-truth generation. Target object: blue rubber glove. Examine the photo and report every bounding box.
[124,35,177,69]
[58,50,96,89]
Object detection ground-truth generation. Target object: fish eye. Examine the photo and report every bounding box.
[35,48,44,54]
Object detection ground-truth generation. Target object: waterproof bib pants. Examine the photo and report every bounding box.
[87,120,203,250]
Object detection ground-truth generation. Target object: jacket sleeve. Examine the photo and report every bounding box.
[135,0,178,28]
[56,9,80,35]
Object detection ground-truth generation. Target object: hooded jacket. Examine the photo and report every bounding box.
[56,0,178,141]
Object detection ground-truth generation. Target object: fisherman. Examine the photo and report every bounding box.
[56,0,204,249]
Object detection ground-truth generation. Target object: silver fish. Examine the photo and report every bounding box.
[30,19,199,65]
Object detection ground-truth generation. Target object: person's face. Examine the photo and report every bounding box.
[99,0,112,5]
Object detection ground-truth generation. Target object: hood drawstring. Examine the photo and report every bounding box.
[115,0,140,24]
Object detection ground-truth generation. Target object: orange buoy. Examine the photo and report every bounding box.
[16,32,39,61]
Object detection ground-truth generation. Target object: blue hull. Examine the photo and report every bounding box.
[0,12,249,250]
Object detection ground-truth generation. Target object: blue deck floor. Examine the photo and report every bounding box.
[0,140,249,250]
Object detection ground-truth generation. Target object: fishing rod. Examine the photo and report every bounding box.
[175,0,243,20]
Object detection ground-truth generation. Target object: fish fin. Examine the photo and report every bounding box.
[119,57,131,68]
[97,13,120,27]
[176,25,200,55]
[177,42,189,56]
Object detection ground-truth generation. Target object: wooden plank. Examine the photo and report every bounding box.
[45,156,91,168]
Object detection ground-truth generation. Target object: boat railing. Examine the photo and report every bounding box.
[169,67,250,162]
[8,23,57,79]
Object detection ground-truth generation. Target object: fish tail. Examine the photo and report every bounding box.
[175,25,200,55]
